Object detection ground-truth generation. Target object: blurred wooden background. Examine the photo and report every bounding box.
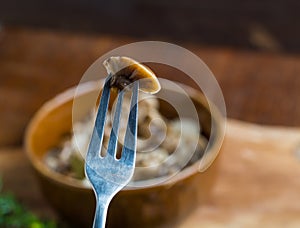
[1,27,300,147]
[0,1,299,146]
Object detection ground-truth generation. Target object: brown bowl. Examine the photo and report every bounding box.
[25,80,224,227]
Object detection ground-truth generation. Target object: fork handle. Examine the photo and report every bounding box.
[93,197,111,228]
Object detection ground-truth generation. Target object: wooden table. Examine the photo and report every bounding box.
[1,27,300,227]
[1,120,300,227]
[181,120,300,227]
[1,27,300,146]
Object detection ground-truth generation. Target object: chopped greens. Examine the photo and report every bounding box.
[0,179,57,228]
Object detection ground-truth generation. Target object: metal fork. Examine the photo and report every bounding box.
[85,76,139,228]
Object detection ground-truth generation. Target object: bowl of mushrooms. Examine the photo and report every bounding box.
[25,57,224,227]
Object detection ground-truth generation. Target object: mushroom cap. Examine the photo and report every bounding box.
[103,56,161,94]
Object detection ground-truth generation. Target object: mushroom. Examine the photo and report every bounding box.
[103,56,161,94]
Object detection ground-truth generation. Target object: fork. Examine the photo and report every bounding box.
[85,76,139,228]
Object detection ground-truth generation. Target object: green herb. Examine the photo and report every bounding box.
[0,179,57,228]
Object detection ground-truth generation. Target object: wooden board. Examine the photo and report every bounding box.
[180,120,300,227]
[1,27,300,146]
[1,119,300,227]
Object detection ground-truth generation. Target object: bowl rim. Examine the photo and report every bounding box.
[24,80,224,192]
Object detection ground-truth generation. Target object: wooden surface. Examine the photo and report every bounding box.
[1,0,300,53]
[1,120,300,227]
[1,27,300,146]
[181,120,300,227]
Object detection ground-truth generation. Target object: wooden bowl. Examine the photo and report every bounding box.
[25,80,224,227]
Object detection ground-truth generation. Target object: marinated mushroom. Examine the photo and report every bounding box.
[103,56,161,94]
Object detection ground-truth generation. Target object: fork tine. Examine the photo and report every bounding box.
[86,76,111,160]
[106,89,125,158]
[121,81,139,165]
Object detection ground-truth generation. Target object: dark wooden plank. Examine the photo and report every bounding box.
[0,27,300,146]
[0,0,299,52]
